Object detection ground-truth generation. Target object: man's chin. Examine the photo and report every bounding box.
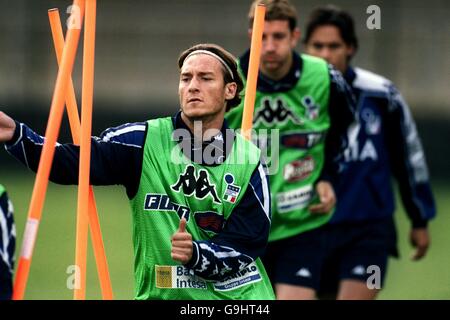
[262,61,281,71]
[183,110,209,122]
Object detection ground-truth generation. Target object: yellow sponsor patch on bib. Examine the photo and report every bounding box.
[155,265,207,290]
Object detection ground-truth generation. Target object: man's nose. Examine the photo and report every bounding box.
[188,77,200,92]
[317,47,332,62]
[263,37,276,52]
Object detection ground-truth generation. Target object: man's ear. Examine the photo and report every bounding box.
[225,82,237,100]
[248,28,253,40]
[291,27,301,48]
[347,45,356,60]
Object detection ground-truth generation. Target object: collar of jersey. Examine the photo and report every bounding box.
[171,111,235,166]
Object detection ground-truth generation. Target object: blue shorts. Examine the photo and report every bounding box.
[261,216,397,292]
[262,226,329,290]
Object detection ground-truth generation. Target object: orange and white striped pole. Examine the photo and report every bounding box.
[241,4,266,140]
[48,8,113,300]
[74,0,97,300]
[12,0,86,300]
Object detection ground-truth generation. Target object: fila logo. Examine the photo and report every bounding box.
[144,194,191,221]
[171,165,221,204]
[344,139,378,162]
[254,97,303,127]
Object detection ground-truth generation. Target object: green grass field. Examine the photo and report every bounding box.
[1,171,449,300]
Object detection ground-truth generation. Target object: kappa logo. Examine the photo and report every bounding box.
[254,97,303,127]
[171,165,221,204]
[351,265,366,276]
[295,268,312,278]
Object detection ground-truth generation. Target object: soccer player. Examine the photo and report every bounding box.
[0,184,15,300]
[303,5,436,299]
[0,43,275,300]
[225,0,356,299]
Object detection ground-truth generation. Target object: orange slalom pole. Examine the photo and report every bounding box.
[49,9,81,143]
[48,9,113,300]
[12,0,86,300]
[74,0,97,300]
[241,4,266,140]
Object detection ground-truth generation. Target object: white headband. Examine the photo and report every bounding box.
[184,50,234,80]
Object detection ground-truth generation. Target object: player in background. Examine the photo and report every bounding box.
[0,43,275,300]
[303,5,436,299]
[0,184,15,300]
[226,0,356,299]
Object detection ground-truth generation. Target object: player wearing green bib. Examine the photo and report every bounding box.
[226,0,355,299]
[130,116,273,299]
[228,54,332,241]
[1,44,274,300]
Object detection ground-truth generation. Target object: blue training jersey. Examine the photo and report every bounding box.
[4,112,271,281]
[331,67,436,227]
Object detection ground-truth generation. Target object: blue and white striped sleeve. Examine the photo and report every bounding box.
[185,162,271,281]
[100,122,147,147]
[4,121,147,199]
